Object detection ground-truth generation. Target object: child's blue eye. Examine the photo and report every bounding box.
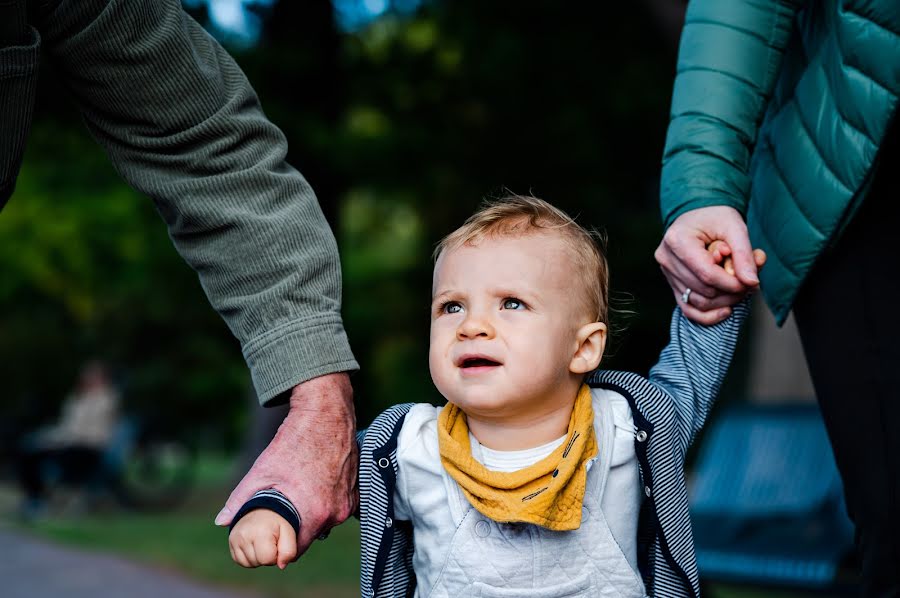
[502,298,524,310]
[443,301,462,314]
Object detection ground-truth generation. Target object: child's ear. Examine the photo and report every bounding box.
[569,322,607,374]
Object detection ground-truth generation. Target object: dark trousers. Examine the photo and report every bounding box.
[794,118,900,598]
[17,446,104,502]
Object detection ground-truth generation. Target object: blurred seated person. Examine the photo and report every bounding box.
[17,361,119,515]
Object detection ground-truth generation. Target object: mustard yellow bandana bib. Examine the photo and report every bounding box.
[437,384,598,531]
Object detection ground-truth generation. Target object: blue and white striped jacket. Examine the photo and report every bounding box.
[239,302,748,597]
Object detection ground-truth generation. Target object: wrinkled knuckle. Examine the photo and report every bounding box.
[653,246,666,264]
[662,231,678,250]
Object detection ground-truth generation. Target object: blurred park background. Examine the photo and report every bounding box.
[0,0,857,596]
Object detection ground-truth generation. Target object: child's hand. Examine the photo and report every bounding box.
[707,240,766,276]
[229,509,298,570]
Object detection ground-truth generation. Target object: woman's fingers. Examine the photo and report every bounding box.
[670,287,732,325]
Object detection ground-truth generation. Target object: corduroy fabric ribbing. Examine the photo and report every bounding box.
[0,0,40,206]
[5,0,359,402]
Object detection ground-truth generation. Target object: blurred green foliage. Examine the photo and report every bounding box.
[0,126,248,445]
[2,1,680,447]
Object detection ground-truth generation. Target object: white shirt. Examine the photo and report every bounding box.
[394,388,642,586]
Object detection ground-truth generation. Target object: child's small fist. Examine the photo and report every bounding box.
[706,240,766,276]
[228,509,298,570]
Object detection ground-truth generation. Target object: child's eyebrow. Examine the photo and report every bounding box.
[490,287,528,297]
[431,290,455,304]
[488,286,540,301]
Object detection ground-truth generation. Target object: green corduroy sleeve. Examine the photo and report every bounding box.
[660,0,803,229]
[35,0,359,404]
[0,0,40,206]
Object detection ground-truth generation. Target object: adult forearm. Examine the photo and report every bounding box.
[36,0,359,402]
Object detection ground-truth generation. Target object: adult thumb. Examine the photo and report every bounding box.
[214,478,256,526]
[724,226,758,286]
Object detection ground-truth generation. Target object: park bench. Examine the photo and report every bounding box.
[689,403,855,591]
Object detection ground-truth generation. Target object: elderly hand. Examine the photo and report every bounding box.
[216,372,358,561]
[655,206,760,325]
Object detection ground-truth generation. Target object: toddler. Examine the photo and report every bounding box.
[228,195,764,597]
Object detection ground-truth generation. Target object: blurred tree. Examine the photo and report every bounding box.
[328,2,680,422]
[0,126,247,447]
[234,0,345,225]
[3,0,689,452]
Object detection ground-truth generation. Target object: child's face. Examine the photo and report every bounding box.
[429,233,596,425]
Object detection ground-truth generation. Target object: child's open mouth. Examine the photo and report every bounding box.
[457,355,502,373]
[462,358,499,368]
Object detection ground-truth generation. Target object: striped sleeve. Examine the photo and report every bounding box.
[649,298,750,450]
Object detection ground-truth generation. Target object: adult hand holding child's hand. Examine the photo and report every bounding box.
[707,240,767,278]
[216,373,358,563]
[656,206,766,325]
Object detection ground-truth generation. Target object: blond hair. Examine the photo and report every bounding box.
[434,194,609,324]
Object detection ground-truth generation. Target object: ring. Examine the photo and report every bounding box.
[681,288,692,304]
[317,530,331,541]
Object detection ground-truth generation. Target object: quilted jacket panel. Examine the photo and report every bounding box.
[661,0,899,323]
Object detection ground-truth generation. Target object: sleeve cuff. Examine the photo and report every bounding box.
[228,489,301,538]
[242,315,360,405]
[662,196,748,230]
[0,27,40,78]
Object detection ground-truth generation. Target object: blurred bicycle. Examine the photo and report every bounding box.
[105,417,196,511]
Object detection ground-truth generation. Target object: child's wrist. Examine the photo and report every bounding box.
[228,490,300,538]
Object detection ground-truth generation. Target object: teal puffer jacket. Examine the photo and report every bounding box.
[660,0,899,324]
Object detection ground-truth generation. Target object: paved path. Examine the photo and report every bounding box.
[0,528,256,598]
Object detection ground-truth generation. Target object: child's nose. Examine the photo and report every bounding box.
[456,312,495,340]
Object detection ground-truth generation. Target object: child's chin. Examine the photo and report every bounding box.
[453,394,515,415]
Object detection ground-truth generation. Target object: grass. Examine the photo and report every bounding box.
[13,509,833,598]
[20,510,359,598]
[3,453,358,598]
